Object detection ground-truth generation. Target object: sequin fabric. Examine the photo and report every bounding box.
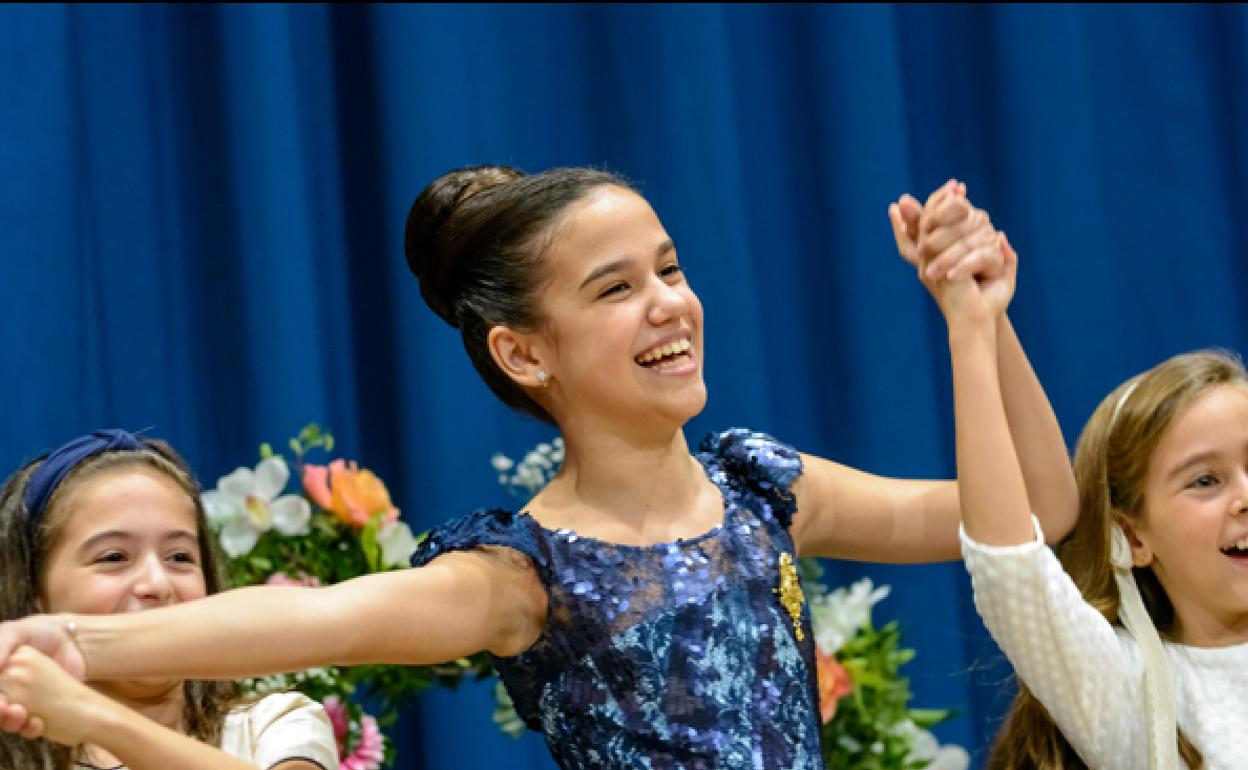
[413,429,823,770]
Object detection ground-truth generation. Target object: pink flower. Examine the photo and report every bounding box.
[322,696,385,770]
[264,571,322,588]
[342,714,384,770]
[303,459,399,529]
[323,696,350,742]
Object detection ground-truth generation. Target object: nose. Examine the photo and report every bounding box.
[132,553,176,607]
[646,275,688,326]
[1231,472,1248,518]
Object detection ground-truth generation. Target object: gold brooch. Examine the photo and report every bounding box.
[775,552,806,641]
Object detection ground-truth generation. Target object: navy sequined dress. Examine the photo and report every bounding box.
[412,429,823,770]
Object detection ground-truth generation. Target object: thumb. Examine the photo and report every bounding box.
[999,232,1017,269]
[889,202,919,267]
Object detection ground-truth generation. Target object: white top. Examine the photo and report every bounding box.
[75,692,338,770]
[961,518,1248,770]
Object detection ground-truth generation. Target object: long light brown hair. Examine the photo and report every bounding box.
[986,350,1248,770]
[0,438,241,770]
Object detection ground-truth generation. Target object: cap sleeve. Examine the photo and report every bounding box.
[223,691,339,770]
[412,507,552,586]
[699,428,804,527]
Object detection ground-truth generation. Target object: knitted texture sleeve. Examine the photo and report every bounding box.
[961,518,1147,770]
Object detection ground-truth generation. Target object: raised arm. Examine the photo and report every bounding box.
[0,549,545,683]
[930,197,1148,768]
[903,183,1076,542]
[791,183,1075,561]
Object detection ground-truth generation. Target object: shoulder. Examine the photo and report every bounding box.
[414,507,548,565]
[698,428,803,525]
[412,507,553,592]
[698,428,803,486]
[223,692,339,770]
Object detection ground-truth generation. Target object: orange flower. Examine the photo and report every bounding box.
[815,647,853,723]
[303,459,399,528]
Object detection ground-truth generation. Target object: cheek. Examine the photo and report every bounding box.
[686,289,704,323]
[173,570,208,603]
[44,572,128,615]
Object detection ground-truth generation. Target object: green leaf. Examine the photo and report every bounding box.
[360,513,383,573]
[259,442,274,460]
[907,708,952,729]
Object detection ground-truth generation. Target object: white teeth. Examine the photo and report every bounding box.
[1221,537,1248,552]
[637,338,691,364]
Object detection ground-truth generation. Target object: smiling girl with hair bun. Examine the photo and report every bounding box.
[0,170,1076,770]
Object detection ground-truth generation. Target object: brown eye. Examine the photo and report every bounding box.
[1189,474,1220,489]
[598,282,628,299]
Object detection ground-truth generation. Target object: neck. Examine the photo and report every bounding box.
[93,679,187,731]
[535,420,717,543]
[1171,612,1248,648]
[77,681,186,770]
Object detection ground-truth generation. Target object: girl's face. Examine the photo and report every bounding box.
[1134,384,1248,645]
[535,186,707,432]
[39,465,207,616]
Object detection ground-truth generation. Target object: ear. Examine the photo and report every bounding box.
[487,326,549,390]
[1114,515,1155,568]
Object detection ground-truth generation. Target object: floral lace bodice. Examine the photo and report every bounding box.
[412,429,822,770]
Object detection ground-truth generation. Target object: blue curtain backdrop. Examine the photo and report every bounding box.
[2,3,1247,768]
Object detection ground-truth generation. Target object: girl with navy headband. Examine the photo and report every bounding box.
[0,174,1077,770]
[0,430,336,770]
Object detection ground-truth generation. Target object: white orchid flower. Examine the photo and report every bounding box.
[377,520,419,568]
[204,456,311,557]
[892,720,970,770]
[808,577,891,656]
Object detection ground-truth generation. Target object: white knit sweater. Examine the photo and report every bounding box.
[961,519,1248,770]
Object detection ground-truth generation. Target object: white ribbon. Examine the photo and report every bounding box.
[1110,524,1179,770]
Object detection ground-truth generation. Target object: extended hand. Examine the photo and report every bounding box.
[0,646,102,746]
[889,180,1017,324]
[0,616,86,737]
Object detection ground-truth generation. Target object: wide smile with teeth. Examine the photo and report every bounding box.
[1221,537,1248,556]
[635,338,693,367]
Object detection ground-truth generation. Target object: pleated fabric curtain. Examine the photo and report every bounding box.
[2,4,1246,768]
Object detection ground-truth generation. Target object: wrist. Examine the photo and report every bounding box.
[79,689,128,747]
[947,317,998,351]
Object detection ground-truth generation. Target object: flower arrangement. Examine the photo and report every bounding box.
[491,439,969,770]
[204,425,494,770]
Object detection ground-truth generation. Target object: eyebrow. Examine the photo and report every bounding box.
[77,530,199,554]
[578,239,677,290]
[1165,451,1220,484]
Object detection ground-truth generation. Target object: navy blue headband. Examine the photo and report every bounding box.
[24,429,146,538]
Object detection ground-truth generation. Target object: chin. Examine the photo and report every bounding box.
[658,385,709,426]
[97,677,184,704]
